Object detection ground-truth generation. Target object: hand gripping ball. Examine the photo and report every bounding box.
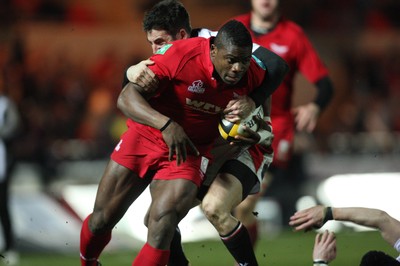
[218,106,263,142]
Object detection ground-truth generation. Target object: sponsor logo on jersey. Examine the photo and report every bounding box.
[270,42,289,55]
[186,98,222,114]
[156,44,173,55]
[115,139,123,151]
[188,80,205,94]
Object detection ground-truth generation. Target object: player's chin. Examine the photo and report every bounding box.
[223,75,241,85]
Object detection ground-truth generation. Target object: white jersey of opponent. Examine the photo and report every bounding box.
[196,28,261,53]
[395,238,400,261]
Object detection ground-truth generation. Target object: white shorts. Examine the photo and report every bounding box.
[200,136,273,198]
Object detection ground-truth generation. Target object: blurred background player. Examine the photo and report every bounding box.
[290,205,400,264]
[0,87,21,266]
[232,0,335,249]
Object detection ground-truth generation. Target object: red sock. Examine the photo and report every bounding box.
[132,242,170,266]
[247,221,259,248]
[80,214,112,266]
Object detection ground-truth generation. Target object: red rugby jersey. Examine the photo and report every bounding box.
[128,37,266,153]
[233,14,329,119]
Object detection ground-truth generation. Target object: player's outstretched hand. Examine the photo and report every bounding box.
[313,230,337,264]
[289,205,326,231]
[161,121,199,165]
[223,95,255,122]
[126,59,159,91]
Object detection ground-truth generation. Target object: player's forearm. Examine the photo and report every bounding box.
[118,82,169,130]
[334,207,400,246]
[314,77,334,111]
[262,96,271,117]
[333,207,385,229]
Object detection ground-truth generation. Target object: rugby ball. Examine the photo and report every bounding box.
[218,106,263,142]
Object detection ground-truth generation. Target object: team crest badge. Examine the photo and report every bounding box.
[156,44,173,55]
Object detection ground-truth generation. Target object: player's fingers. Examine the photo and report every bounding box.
[327,232,336,242]
[175,145,182,166]
[320,230,328,242]
[143,59,155,66]
[186,139,199,156]
[142,75,158,90]
[168,145,175,162]
[296,116,306,131]
[224,100,237,110]
[300,220,315,231]
[181,142,187,163]
[306,119,317,133]
[315,233,322,244]
[224,114,241,122]
[135,78,147,88]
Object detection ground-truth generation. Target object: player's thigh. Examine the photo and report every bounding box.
[203,172,242,213]
[236,193,260,213]
[149,178,198,221]
[92,159,151,229]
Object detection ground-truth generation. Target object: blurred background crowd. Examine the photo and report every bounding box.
[0,0,399,188]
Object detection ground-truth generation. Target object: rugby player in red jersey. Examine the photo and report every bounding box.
[80,20,269,266]
[232,0,335,251]
[123,1,290,265]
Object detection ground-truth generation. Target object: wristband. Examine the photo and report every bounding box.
[323,207,333,224]
[160,118,173,132]
[313,260,328,265]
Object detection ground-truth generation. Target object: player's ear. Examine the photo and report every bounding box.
[178,28,190,40]
[210,44,218,58]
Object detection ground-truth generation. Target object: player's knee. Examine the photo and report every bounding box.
[147,209,178,245]
[201,200,228,226]
[89,211,111,234]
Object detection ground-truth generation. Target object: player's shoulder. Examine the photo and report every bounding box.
[278,17,307,37]
[154,37,205,57]
[231,13,251,25]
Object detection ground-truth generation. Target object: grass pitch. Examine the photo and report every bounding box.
[9,229,397,266]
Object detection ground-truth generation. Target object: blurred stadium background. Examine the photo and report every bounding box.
[1,0,400,265]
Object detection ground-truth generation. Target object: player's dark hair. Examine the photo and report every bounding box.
[214,20,252,49]
[143,0,191,36]
[359,250,400,266]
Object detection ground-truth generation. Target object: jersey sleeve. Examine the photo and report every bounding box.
[249,46,289,106]
[147,45,181,94]
[247,59,267,93]
[294,29,329,83]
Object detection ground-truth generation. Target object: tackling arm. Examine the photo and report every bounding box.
[333,207,400,246]
[117,82,199,164]
[249,46,289,107]
[289,205,400,247]
[118,82,169,130]
[124,59,159,90]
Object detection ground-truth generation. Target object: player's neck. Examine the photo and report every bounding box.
[250,12,280,34]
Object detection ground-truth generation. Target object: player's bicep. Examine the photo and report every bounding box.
[253,45,289,93]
